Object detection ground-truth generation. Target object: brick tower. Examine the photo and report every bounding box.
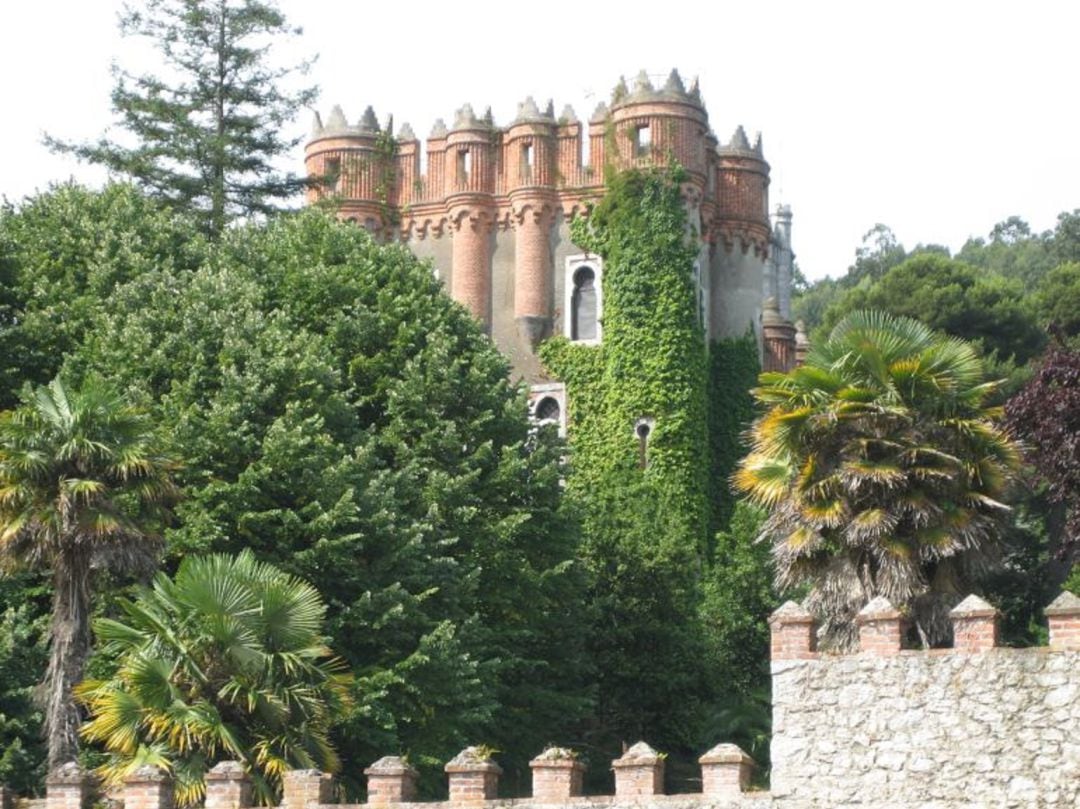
[305,69,798,423]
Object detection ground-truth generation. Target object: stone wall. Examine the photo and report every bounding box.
[770,592,1080,808]
[28,593,1080,809]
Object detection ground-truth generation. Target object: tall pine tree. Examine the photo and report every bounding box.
[47,0,316,237]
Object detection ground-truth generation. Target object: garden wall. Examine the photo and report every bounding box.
[25,592,1080,809]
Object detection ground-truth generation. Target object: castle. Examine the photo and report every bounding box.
[304,70,800,426]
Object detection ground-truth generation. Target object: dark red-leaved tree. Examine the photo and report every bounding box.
[1005,340,1080,562]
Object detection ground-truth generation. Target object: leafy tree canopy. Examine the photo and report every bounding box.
[46,0,317,236]
[80,550,349,806]
[0,184,207,410]
[0,378,179,768]
[67,204,588,793]
[816,254,1045,366]
[736,311,1021,649]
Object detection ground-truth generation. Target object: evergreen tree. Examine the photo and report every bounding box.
[47,0,316,237]
[69,207,589,795]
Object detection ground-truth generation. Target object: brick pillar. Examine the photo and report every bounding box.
[612,742,664,797]
[449,205,495,328]
[205,762,251,809]
[857,596,903,655]
[529,748,584,801]
[46,763,90,809]
[949,594,1000,651]
[769,601,815,660]
[365,757,418,805]
[281,770,333,809]
[0,784,15,809]
[511,198,555,350]
[123,765,172,809]
[1046,591,1080,649]
[445,747,501,802]
[698,743,754,796]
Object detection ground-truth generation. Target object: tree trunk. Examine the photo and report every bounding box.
[43,546,92,769]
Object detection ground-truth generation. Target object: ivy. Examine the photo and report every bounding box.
[540,166,767,768]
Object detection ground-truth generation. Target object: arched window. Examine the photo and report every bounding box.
[571,265,598,341]
[535,396,561,424]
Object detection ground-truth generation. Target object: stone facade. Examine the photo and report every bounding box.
[305,70,799,387]
[35,593,1078,809]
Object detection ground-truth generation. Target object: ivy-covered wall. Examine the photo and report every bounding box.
[540,167,767,766]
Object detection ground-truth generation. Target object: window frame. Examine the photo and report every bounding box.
[564,254,603,344]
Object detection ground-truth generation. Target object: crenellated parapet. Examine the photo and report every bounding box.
[305,70,788,379]
[304,69,770,252]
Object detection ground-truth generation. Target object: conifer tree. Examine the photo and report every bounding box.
[47,0,316,237]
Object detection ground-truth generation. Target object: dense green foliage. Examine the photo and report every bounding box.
[542,168,774,780]
[815,254,1044,366]
[737,311,1021,649]
[0,572,47,793]
[0,184,207,410]
[46,0,316,236]
[707,331,761,536]
[59,206,586,794]
[0,378,179,768]
[80,551,349,806]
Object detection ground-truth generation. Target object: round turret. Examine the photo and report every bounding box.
[505,96,557,192]
[305,105,388,230]
[606,69,710,178]
[445,104,497,198]
[714,125,771,251]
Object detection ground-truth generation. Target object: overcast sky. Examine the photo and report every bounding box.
[2,0,1078,281]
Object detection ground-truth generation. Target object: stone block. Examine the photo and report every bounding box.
[529,748,585,801]
[46,763,90,809]
[205,761,251,809]
[769,600,815,660]
[612,742,664,797]
[364,757,418,805]
[698,743,754,796]
[950,594,999,652]
[857,596,903,655]
[445,747,501,802]
[281,770,333,809]
[1045,591,1080,650]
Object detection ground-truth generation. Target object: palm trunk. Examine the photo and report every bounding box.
[44,547,92,769]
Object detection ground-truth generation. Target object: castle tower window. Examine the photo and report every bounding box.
[535,396,560,423]
[631,124,651,157]
[528,383,567,436]
[324,156,342,191]
[565,256,603,343]
[634,417,655,469]
[457,148,471,183]
[571,266,598,341]
[521,142,533,181]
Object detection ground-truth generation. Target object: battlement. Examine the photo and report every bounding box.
[20,592,1078,809]
[304,69,771,252]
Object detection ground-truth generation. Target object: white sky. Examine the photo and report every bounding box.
[2,0,1079,281]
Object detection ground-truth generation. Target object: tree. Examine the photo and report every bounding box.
[1005,342,1080,568]
[78,550,350,806]
[817,254,1045,366]
[0,183,206,410]
[1034,262,1080,340]
[735,311,1021,649]
[68,208,588,794]
[47,0,316,237]
[0,378,179,768]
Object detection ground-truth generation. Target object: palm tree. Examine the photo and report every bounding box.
[735,311,1021,650]
[78,550,351,806]
[0,377,179,769]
